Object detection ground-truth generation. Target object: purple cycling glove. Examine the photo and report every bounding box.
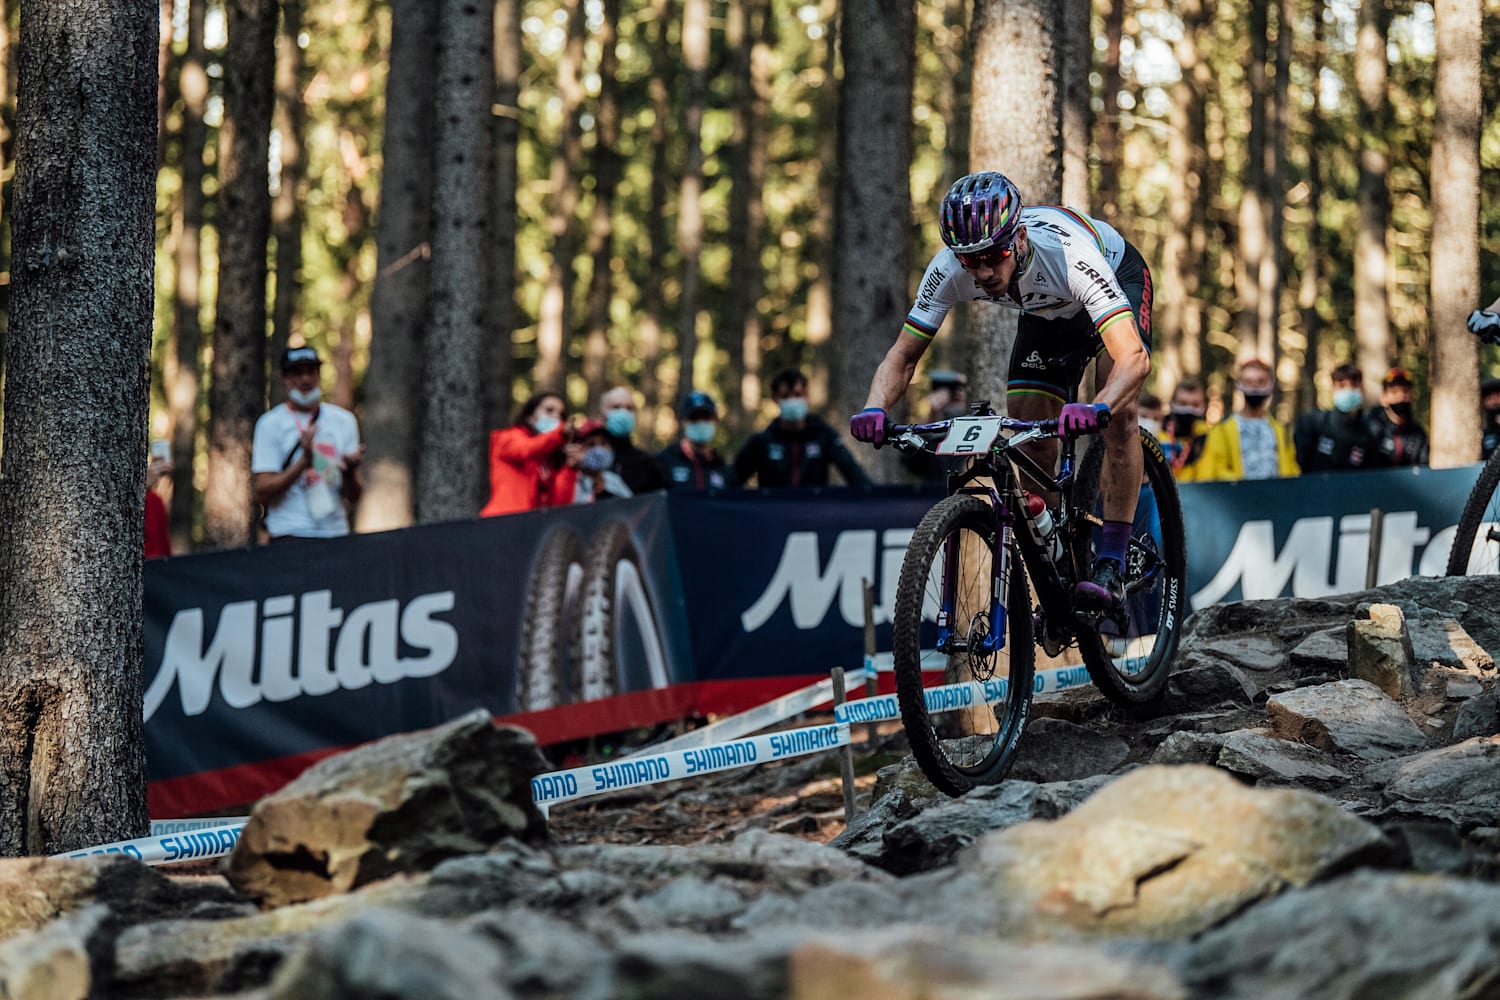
[850,407,888,445]
[1059,402,1111,438]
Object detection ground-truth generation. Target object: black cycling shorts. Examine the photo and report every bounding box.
[1006,241,1153,404]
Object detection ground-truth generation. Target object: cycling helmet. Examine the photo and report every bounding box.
[940,172,1024,253]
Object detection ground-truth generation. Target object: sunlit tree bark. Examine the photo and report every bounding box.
[1355,0,1392,389]
[269,0,309,405]
[676,0,709,397]
[1428,0,1481,467]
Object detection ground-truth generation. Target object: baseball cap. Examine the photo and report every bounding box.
[280,346,321,371]
[1382,367,1413,388]
[1480,377,1500,397]
[931,369,968,389]
[679,391,718,418]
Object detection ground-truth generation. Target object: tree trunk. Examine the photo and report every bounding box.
[1355,0,1391,390]
[269,0,308,406]
[205,0,277,550]
[805,0,839,408]
[582,0,623,407]
[1060,0,1091,210]
[1428,0,1481,468]
[482,0,520,436]
[637,0,675,421]
[534,0,585,392]
[1160,0,1209,390]
[676,0,710,398]
[725,0,771,429]
[1259,0,1290,373]
[1096,0,1125,226]
[358,0,437,532]
[1235,0,1268,360]
[418,0,493,522]
[157,0,175,167]
[0,0,156,855]
[967,0,1062,410]
[168,0,208,551]
[1295,0,1326,416]
[833,0,912,482]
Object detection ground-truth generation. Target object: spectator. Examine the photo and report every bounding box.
[733,368,871,488]
[658,391,735,491]
[1138,391,1165,437]
[252,346,364,541]
[598,385,667,494]
[1159,377,1209,481]
[1482,377,1500,460]
[1364,367,1429,467]
[145,449,172,559]
[902,369,970,484]
[480,391,580,517]
[1195,359,1298,481]
[1293,363,1374,472]
[569,420,633,503]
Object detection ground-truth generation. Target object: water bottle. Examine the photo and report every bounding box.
[1022,492,1064,563]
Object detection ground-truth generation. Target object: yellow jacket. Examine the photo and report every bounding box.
[1195,415,1300,481]
[1156,420,1210,482]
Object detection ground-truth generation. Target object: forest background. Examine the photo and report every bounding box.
[1,0,1495,552]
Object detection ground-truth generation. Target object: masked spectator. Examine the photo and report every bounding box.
[658,391,735,491]
[733,369,870,488]
[1196,359,1298,481]
[1138,391,1165,438]
[569,420,634,503]
[1364,367,1429,467]
[597,385,667,494]
[480,391,580,516]
[1293,363,1374,472]
[1159,378,1209,481]
[902,369,971,485]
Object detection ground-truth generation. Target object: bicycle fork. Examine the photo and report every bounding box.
[935,514,1012,656]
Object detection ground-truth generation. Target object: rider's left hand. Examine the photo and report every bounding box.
[1059,402,1111,438]
[1469,309,1500,340]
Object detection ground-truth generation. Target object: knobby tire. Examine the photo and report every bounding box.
[1446,448,1500,576]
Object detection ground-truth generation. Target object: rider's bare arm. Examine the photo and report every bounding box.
[1093,319,1150,414]
[863,333,931,412]
[1488,294,1500,313]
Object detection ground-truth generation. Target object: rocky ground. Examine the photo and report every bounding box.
[2,573,1499,999]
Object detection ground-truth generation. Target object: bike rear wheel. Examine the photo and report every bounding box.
[1072,430,1186,704]
[892,494,1035,796]
[1446,449,1500,575]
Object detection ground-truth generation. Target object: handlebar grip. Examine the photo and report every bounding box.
[1095,407,1112,430]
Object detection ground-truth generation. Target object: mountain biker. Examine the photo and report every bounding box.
[850,171,1152,612]
[1470,297,1500,344]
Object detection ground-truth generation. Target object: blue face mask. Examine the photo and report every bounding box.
[684,421,716,445]
[778,398,809,422]
[1332,388,1363,413]
[604,409,637,438]
[533,414,561,434]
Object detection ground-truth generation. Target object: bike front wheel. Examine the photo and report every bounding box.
[1446,449,1500,575]
[1072,430,1187,704]
[892,494,1035,797]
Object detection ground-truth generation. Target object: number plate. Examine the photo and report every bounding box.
[934,416,1004,456]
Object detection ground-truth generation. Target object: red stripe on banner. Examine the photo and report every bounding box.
[147,673,902,818]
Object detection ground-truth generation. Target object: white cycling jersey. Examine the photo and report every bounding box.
[902,205,1134,343]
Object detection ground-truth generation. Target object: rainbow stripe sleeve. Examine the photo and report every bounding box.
[903,315,939,341]
[1094,303,1135,336]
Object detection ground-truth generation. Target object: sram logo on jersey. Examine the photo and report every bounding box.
[1072,259,1119,298]
[143,589,460,720]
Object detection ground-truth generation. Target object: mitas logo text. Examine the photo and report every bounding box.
[143,589,459,721]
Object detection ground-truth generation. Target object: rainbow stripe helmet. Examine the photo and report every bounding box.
[940,172,1024,254]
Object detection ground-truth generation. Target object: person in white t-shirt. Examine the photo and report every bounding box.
[252,346,364,540]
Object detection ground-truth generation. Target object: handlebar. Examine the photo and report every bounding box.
[880,409,1109,454]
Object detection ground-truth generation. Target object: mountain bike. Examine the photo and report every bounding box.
[1446,325,1500,577]
[882,403,1186,796]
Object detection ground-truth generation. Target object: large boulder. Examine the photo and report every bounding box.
[0,856,244,940]
[1266,679,1427,760]
[1363,736,1500,831]
[960,765,1398,939]
[228,711,548,907]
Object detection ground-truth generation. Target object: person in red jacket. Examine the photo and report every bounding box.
[145,452,173,558]
[480,391,581,517]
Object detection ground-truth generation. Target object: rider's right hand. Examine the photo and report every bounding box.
[1469,309,1500,340]
[851,407,889,445]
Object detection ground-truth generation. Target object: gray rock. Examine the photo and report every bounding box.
[1159,660,1259,712]
[463,908,603,996]
[1347,604,1417,699]
[788,925,1188,999]
[1384,821,1471,875]
[1215,730,1349,789]
[1011,718,1130,783]
[578,929,796,1000]
[1149,731,1227,766]
[960,765,1397,939]
[1454,690,1500,741]
[1363,736,1500,831]
[0,905,107,1000]
[228,711,549,907]
[1408,616,1496,674]
[1194,635,1287,673]
[1175,870,1500,999]
[0,856,246,940]
[265,908,512,1000]
[1288,626,1347,676]
[616,876,748,931]
[1266,679,1428,760]
[851,781,1045,875]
